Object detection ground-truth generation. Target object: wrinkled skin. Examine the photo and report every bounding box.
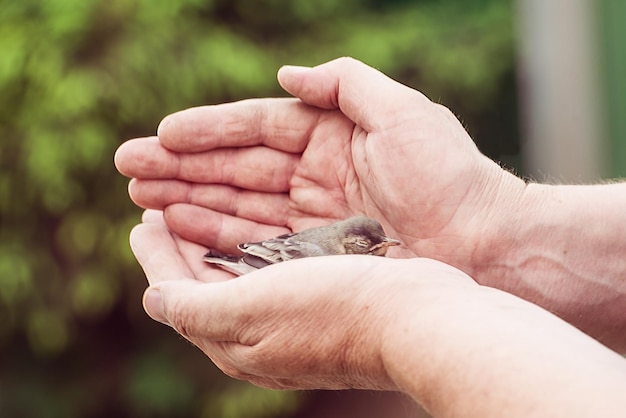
[115,57,525,277]
[115,57,626,416]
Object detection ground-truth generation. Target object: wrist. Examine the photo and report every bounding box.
[380,277,626,417]
[473,181,626,350]
[378,276,515,413]
[464,165,529,282]
[375,260,483,401]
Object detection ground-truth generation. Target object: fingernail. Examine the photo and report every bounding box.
[277,65,311,84]
[279,65,311,74]
[156,114,174,137]
[143,288,168,325]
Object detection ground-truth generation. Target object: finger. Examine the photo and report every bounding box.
[277,57,430,133]
[116,137,298,192]
[148,256,383,342]
[141,209,165,223]
[144,279,243,339]
[170,232,234,284]
[129,179,291,226]
[132,222,236,324]
[130,220,233,284]
[129,222,195,286]
[157,98,322,153]
[163,203,290,253]
[149,265,290,343]
[115,137,174,178]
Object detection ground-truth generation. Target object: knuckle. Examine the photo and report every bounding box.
[335,56,361,68]
[209,344,258,382]
[217,362,247,380]
[213,356,254,382]
[167,297,195,338]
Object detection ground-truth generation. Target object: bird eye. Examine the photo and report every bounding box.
[355,239,369,247]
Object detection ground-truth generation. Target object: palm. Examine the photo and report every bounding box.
[284,105,501,262]
[284,111,369,227]
[118,100,498,265]
[116,58,521,269]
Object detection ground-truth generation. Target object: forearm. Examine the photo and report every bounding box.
[478,182,626,350]
[382,284,626,417]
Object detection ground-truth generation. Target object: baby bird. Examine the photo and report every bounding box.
[203,216,401,276]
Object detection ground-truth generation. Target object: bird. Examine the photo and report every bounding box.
[203,216,402,276]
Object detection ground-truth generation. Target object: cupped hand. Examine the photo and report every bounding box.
[130,210,477,391]
[115,57,526,274]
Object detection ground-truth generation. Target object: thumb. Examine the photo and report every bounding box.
[277,57,429,132]
[142,279,249,342]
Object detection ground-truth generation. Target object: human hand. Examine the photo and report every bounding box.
[130,210,477,391]
[115,57,626,349]
[114,57,526,275]
[130,211,626,417]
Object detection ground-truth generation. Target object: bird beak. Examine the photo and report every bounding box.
[370,237,402,256]
[383,237,402,247]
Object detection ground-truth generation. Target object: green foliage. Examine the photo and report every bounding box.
[201,384,301,418]
[124,350,195,416]
[0,0,517,416]
[597,0,626,177]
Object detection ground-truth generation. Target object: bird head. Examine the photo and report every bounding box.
[341,217,401,256]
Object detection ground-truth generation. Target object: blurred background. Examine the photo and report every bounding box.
[0,0,624,417]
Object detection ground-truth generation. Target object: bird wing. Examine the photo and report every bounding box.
[203,250,260,275]
[238,233,325,264]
